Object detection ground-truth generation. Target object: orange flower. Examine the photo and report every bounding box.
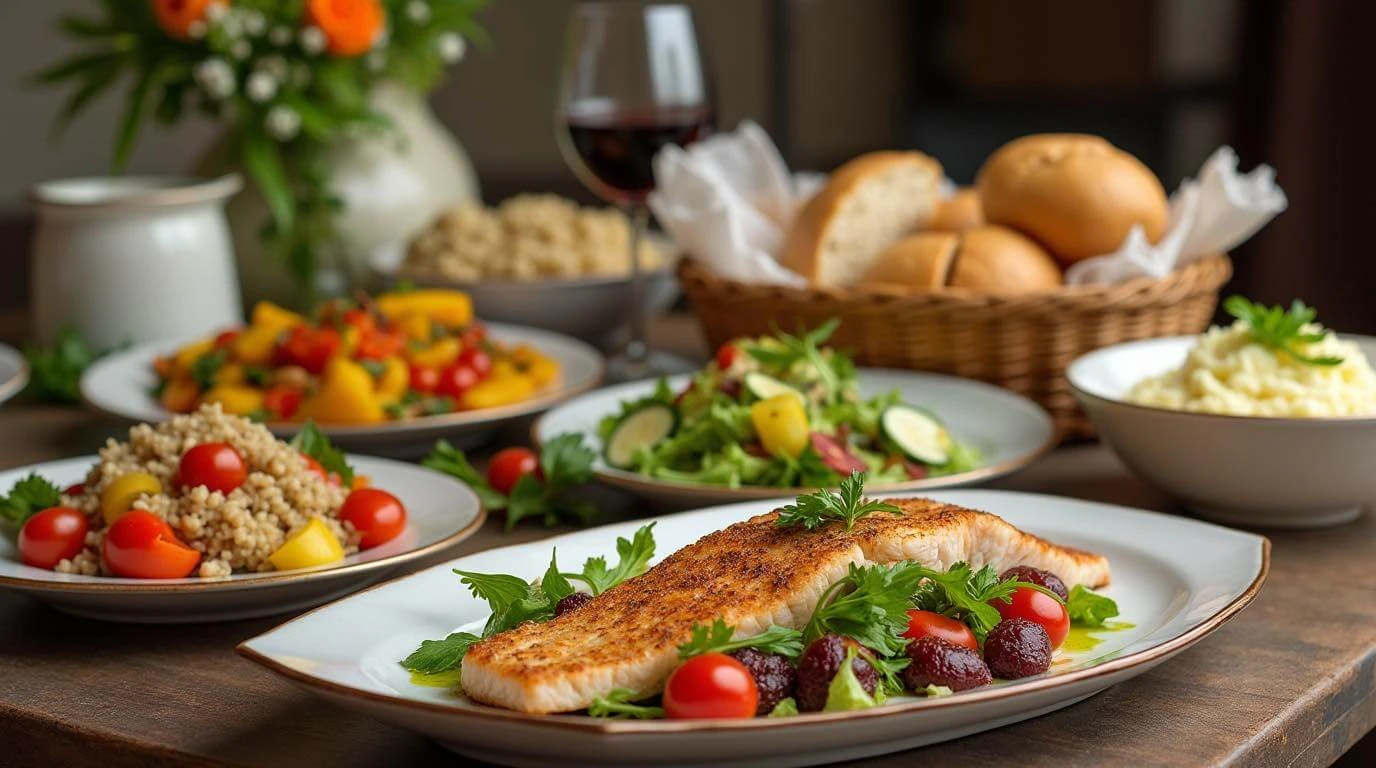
[152,0,227,40]
[306,0,386,57]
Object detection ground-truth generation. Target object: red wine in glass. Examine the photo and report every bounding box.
[561,105,715,203]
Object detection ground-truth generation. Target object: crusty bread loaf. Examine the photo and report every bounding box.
[949,226,1061,293]
[927,187,985,232]
[781,151,943,286]
[856,232,958,291]
[976,134,1169,266]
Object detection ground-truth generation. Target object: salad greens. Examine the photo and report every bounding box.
[598,320,980,490]
[588,688,665,719]
[422,434,599,531]
[1066,584,1121,626]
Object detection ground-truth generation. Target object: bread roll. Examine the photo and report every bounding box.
[781,151,943,286]
[976,134,1168,266]
[856,232,958,291]
[927,187,984,232]
[949,226,1061,293]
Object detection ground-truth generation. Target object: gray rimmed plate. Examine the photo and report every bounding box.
[0,342,27,406]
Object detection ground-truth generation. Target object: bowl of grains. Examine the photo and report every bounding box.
[373,194,680,344]
[0,404,484,623]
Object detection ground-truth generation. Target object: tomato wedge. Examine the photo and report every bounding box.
[102,510,201,579]
[810,432,868,475]
[902,609,979,650]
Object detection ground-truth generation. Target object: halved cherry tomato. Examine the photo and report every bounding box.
[992,587,1070,649]
[301,455,343,487]
[102,510,201,579]
[409,364,441,394]
[338,488,407,548]
[263,385,304,420]
[903,609,979,650]
[178,442,248,494]
[18,507,88,569]
[436,363,479,400]
[663,652,758,719]
[275,326,341,374]
[457,346,492,378]
[486,447,540,495]
[63,483,85,496]
[810,432,868,475]
[715,343,740,370]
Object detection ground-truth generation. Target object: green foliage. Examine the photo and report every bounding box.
[677,619,805,661]
[421,435,599,532]
[289,421,355,485]
[0,474,64,528]
[1066,585,1121,627]
[23,328,100,404]
[775,472,901,531]
[1224,296,1343,366]
[587,689,664,719]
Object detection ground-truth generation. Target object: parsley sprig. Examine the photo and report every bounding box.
[0,473,64,529]
[677,619,805,661]
[422,434,599,532]
[588,688,664,719]
[741,319,850,402]
[23,327,100,404]
[776,472,901,531]
[803,561,925,692]
[290,421,355,486]
[911,562,1060,641]
[1225,296,1343,366]
[562,523,656,595]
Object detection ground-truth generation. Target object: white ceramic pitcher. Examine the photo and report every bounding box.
[30,175,245,349]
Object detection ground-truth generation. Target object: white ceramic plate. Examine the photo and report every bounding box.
[0,342,27,406]
[1070,335,1376,528]
[534,369,1056,507]
[79,323,605,457]
[0,455,485,623]
[238,489,1267,768]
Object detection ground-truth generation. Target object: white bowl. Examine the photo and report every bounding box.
[1068,335,1376,528]
[0,342,26,406]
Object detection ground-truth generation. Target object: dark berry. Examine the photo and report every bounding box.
[903,636,992,692]
[795,634,878,712]
[554,592,593,617]
[729,647,797,715]
[983,618,1052,679]
[999,565,1069,601]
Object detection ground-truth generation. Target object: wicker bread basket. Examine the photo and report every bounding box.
[677,253,1233,439]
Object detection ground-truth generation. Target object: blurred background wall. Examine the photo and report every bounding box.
[1,0,1370,327]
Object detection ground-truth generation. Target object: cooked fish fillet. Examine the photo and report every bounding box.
[461,498,1109,714]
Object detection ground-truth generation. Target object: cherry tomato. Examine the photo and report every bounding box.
[486,447,540,495]
[436,363,479,400]
[213,329,241,348]
[810,432,868,475]
[355,328,406,361]
[992,587,1070,649]
[459,322,486,349]
[63,482,85,496]
[458,346,492,378]
[18,507,88,569]
[262,385,304,420]
[715,343,740,370]
[178,442,248,494]
[102,510,201,579]
[301,455,343,486]
[342,308,376,333]
[275,326,341,374]
[663,653,758,719]
[338,488,407,549]
[902,609,979,650]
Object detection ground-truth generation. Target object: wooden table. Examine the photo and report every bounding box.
[1,322,1374,767]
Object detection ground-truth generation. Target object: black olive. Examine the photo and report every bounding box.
[999,565,1069,601]
[983,618,1052,679]
[728,647,796,715]
[795,634,878,712]
[554,592,593,617]
[903,636,993,691]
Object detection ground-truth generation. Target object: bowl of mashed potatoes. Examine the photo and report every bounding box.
[1068,298,1376,528]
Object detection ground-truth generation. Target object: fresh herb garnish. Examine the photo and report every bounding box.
[400,632,483,676]
[289,421,355,486]
[677,619,805,661]
[776,472,901,531]
[461,551,576,637]
[588,688,664,719]
[911,562,1055,642]
[1224,296,1344,366]
[23,327,99,404]
[741,319,845,401]
[1066,585,1120,627]
[564,523,657,595]
[0,473,63,528]
[768,697,799,717]
[421,435,599,532]
[803,561,923,693]
[189,348,228,390]
[823,646,882,712]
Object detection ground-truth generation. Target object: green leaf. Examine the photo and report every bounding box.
[23,327,99,404]
[775,472,901,531]
[587,689,664,719]
[240,130,295,232]
[58,14,119,38]
[420,440,507,510]
[677,619,805,661]
[804,561,926,661]
[113,61,162,171]
[1066,585,1120,627]
[54,63,124,133]
[541,550,575,604]
[399,631,480,675]
[289,421,355,486]
[502,474,548,532]
[539,433,596,489]
[568,524,656,595]
[1224,295,1344,367]
[32,52,127,84]
[189,348,227,390]
[767,697,799,717]
[0,474,64,527]
[822,647,880,712]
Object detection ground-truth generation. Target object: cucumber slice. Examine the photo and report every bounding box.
[604,404,678,469]
[744,372,803,403]
[881,404,951,465]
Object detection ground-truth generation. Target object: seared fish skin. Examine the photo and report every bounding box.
[461,498,1109,714]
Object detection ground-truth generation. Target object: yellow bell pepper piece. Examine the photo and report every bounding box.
[160,378,201,413]
[376,290,473,328]
[395,312,433,343]
[101,472,163,525]
[173,338,216,373]
[523,357,560,387]
[232,324,283,366]
[216,363,246,387]
[251,301,306,335]
[376,357,409,403]
[458,376,536,410]
[268,517,344,571]
[490,359,519,380]
[407,338,460,369]
[204,385,265,416]
[301,358,385,423]
[750,394,810,458]
[339,325,362,359]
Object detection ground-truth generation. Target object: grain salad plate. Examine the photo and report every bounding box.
[0,342,27,406]
[534,370,1055,508]
[238,490,1267,767]
[79,323,604,457]
[0,454,483,623]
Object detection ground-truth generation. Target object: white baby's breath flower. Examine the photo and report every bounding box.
[230,39,252,60]
[365,50,387,73]
[299,26,327,55]
[187,20,207,39]
[243,12,267,37]
[257,55,288,81]
[269,25,293,46]
[193,57,236,99]
[245,71,278,103]
[374,27,390,49]
[265,105,301,141]
[205,2,229,23]
[406,1,432,24]
[437,33,466,63]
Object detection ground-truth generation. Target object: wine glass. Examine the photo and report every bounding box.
[557,1,715,381]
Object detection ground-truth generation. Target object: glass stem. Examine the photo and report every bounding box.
[623,203,651,369]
